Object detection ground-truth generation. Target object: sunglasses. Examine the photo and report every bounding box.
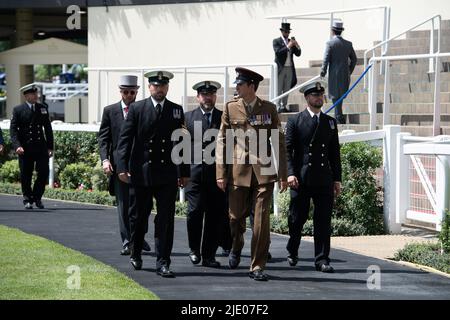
[122,90,137,95]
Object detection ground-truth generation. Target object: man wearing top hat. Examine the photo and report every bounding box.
[216,67,288,281]
[273,22,302,113]
[285,79,342,273]
[10,84,54,209]
[116,70,190,277]
[98,75,151,256]
[320,20,357,124]
[184,80,227,268]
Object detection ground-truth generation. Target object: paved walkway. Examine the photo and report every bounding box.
[0,194,449,300]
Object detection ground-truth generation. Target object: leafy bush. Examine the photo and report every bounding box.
[0,160,20,183]
[335,142,384,235]
[59,162,93,190]
[53,131,99,173]
[175,201,188,217]
[0,182,115,206]
[440,210,450,254]
[91,162,109,192]
[0,129,14,164]
[394,242,450,274]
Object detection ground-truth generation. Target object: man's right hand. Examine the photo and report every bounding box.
[118,172,131,184]
[217,178,227,192]
[16,147,24,156]
[102,160,114,176]
[287,175,299,189]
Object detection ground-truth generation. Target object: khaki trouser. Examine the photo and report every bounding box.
[228,172,274,271]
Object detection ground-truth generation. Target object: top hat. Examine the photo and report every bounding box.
[280,22,291,32]
[118,75,140,89]
[331,20,344,31]
[144,70,174,85]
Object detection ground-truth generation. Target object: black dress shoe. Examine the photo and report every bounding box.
[249,269,268,281]
[35,200,44,209]
[228,252,240,269]
[24,203,33,210]
[202,258,221,268]
[287,255,299,266]
[120,246,130,255]
[142,241,151,252]
[130,257,142,270]
[157,265,175,278]
[189,251,201,265]
[316,263,334,273]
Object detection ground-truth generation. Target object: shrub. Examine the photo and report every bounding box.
[440,210,450,254]
[0,129,14,164]
[53,131,99,173]
[91,162,109,192]
[59,162,94,190]
[335,142,384,235]
[0,160,20,183]
[175,201,188,217]
[394,242,450,274]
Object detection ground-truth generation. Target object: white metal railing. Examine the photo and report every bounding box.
[396,133,450,231]
[270,75,321,105]
[85,63,278,123]
[32,82,89,101]
[367,52,450,135]
[364,14,441,90]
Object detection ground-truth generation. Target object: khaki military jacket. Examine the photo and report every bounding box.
[216,97,287,187]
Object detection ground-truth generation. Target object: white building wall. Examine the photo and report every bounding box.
[88,0,450,123]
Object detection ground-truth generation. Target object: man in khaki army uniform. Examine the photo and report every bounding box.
[216,67,288,281]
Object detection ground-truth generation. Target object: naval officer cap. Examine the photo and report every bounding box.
[234,67,264,85]
[192,80,221,94]
[144,70,174,85]
[299,79,327,96]
[20,84,39,95]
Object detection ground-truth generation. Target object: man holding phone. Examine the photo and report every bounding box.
[273,22,301,113]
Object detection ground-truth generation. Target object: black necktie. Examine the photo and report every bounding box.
[155,103,161,118]
[31,104,35,112]
[313,114,319,130]
[204,112,211,127]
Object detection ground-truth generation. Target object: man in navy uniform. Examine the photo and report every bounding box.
[320,20,357,124]
[98,75,151,256]
[116,70,190,277]
[10,84,54,209]
[184,80,227,268]
[273,22,301,112]
[285,80,341,273]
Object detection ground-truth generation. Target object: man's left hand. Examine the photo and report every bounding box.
[334,181,341,198]
[178,177,189,188]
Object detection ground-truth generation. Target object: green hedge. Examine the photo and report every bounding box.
[0,182,115,206]
[0,160,20,183]
[394,243,450,274]
[440,210,450,254]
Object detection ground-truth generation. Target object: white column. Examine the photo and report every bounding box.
[383,125,402,233]
[395,132,411,225]
[49,155,54,188]
[5,63,22,118]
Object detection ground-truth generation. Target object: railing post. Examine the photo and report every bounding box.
[433,55,441,136]
[395,132,411,225]
[368,61,378,131]
[224,66,228,104]
[436,154,450,231]
[105,71,109,110]
[383,125,402,234]
[329,13,334,40]
[429,18,435,73]
[383,61,391,126]
[183,68,187,112]
[48,154,54,188]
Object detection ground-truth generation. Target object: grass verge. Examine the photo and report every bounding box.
[0,225,158,300]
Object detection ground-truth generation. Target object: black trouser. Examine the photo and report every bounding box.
[18,149,49,204]
[332,98,346,124]
[114,176,148,248]
[286,184,334,265]
[218,193,232,251]
[131,184,177,269]
[185,181,225,259]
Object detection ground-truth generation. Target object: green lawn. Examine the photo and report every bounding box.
[0,225,159,300]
